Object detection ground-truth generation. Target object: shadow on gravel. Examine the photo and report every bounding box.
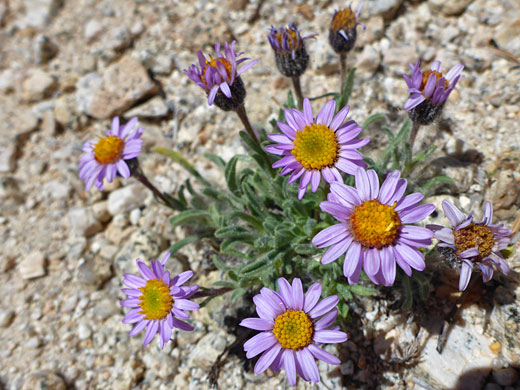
[454,365,520,390]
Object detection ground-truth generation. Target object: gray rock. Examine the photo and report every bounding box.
[428,0,474,15]
[16,0,61,29]
[18,251,46,280]
[87,56,158,119]
[75,256,113,289]
[84,20,104,42]
[368,0,404,19]
[0,69,14,93]
[123,96,169,119]
[43,180,71,200]
[34,34,58,64]
[75,72,103,114]
[355,45,381,74]
[67,207,103,237]
[114,228,166,277]
[188,330,228,368]
[107,183,147,216]
[129,208,141,225]
[22,69,57,102]
[40,109,57,136]
[22,371,66,390]
[77,324,92,340]
[0,144,17,173]
[494,19,520,57]
[104,26,132,51]
[0,309,15,328]
[92,200,111,223]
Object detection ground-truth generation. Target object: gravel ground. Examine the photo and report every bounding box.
[0,0,519,389]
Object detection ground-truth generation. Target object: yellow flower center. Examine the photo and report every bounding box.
[350,200,402,248]
[138,279,173,321]
[273,310,314,350]
[331,9,357,31]
[291,124,338,170]
[453,223,495,260]
[201,57,232,85]
[276,30,300,51]
[93,136,125,165]
[420,70,449,92]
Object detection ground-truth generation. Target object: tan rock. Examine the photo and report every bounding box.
[22,69,57,102]
[19,251,46,280]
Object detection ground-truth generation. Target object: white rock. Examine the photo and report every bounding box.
[107,184,147,216]
[92,201,111,223]
[84,20,104,42]
[188,331,228,368]
[18,251,46,280]
[75,72,103,114]
[16,0,61,29]
[78,324,92,340]
[0,145,17,173]
[22,69,57,102]
[43,180,71,200]
[0,69,14,93]
[33,34,58,64]
[67,207,103,237]
[124,96,169,119]
[494,18,520,57]
[355,45,381,74]
[129,208,141,225]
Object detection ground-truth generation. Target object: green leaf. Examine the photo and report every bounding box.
[337,67,356,110]
[302,218,317,236]
[212,255,231,271]
[215,225,252,239]
[204,152,226,170]
[162,193,186,210]
[348,284,377,296]
[336,283,353,300]
[362,113,386,130]
[220,237,252,253]
[153,147,211,187]
[228,211,264,232]
[225,155,242,194]
[169,236,199,255]
[214,280,237,288]
[401,275,413,310]
[337,301,350,318]
[170,209,211,227]
[284,90,296,109]
[243,182,269,218]
[421,175,453,196]
[231,288,246,301]
[414,273,430,302]
[293,243,318,255]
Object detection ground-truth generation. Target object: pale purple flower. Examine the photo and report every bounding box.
[265,98,369,200]
[404,59,464,111]
[79,117,143,191]
[312,168,435,286]
[120,253,199,349]
[240,277,347,386]
[184,41,258,106]
[427,200,512,291]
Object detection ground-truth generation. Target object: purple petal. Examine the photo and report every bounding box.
[123,273,146,289]
[381,246,396,286]
[423,73,437,98]
[253,295,278,321]
[308,295,339,319]
[343,242,363,282]
[296,348,320,383]
[483,201,493,224]
[283,349,297,386]
[329,105,350,131]
[292,278,304,311]
[302,98,313,124]
[254,343,283,374]
[355,168,370,201]
[312,223,349,248]
[308,344,341,365]
[330,182,361,208]
[303,283,322,313]
[276,121,297,139]
[459,247,479,258]
[395,192,424,212]
[314,308,338,330]
[433,227,455,244]
[459,261,473,291]
[310,170,321,192]
[321,235,353,264]
[174,299,199,311]
[366,169,380,199]
[244,332,278,358]
[316,100,336,127]
[404,94,425,110]
[123,308,144,324]
[399,204,435,223]
[313,329,348,344]
[363,248,380,276]
[240,318,274,331]
[129,320,147,337]
[379,171,401,204]
[143,320,159,346]
[442,200,466,226]
[277,277,294,308]
[394,243,425,271]
[320,201,351,221]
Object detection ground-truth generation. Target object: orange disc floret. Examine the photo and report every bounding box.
[201,57,233,85]
[454,223,495,260]
[273,310,314,350]
[331,8,357,31]
[93,136,125,165]
[139,279,174,320]
[292,124,339,170]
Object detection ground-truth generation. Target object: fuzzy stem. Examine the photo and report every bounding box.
[409,121,421,149]
[291,76,304,110]
[192,287,233,299]
[235,104,260,147]
[339,52,347,89]
[134,169,172,208]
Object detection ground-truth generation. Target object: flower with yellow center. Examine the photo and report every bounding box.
[240,278,347,386]
[200,57,233,86]
[427,200,512,291]
[266,98,369,200]
[121,253,200,348]
[331,8,357,31]
[313,169,435,286]
[79,116,143,192]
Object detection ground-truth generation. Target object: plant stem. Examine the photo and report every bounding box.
[291,76,304,109]
[339,52,347,90]
[134,168,172,208]
[409,121,421,149]
[235,104,260,147]
[192,287,233,299]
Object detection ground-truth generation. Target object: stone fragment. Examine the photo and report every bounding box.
[0,145,17,173]
[357,16,385,47]
[75,256,113,289]
[77,324,92,340]
[19,251,46,279]
[123,96,169,119]
[22,69,57,102]
[367,0,404,19]
[0,309,15,328]
[92,200,111,223]
[33,34,58,64]
[16,0,61,29]
[105,26,132,51]
[107,184,147,216]
[0,69,14,93]
[54,93,80,130]
[87,56,158,119]
[188,331,228,368]
[75,72,103,114]
[383,45,418,67]
[492,367,519,387]
[84,20,104,42]
[355,45,381,74]
[43,180,71,200]
[494,19,520,57]
[40,109,57,136]
[428,0,473,15]
[22,371,66,390]
[490,282,520,363]
[67,207,103,237]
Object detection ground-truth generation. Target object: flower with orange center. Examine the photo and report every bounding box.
[79,117,143,191]
[313,168,435,286]
[266,98,369,200]
[328,2,366,54]
[121,253,200,348]
[184,41,258,109]
[427,200,511,291]
[403,59,464,125]
[240,278,347,386]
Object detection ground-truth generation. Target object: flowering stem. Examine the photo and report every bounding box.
[291,76,304,110]
[339,52,347,89]
[409,121,421,149]
[235,104,260,147]
[134,168,173,208]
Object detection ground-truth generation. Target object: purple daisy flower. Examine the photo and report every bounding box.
[240,277,347,386]
[184,41,258,109]
[265,98,369,200]
[312,168,435,286]
[404,59,464,110]
[120,253,200,349]
[78,116,143,192]
[329,1,366,54]
[427,200,512,291]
